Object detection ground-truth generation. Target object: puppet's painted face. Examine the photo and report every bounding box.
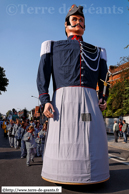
[65,15,85,37]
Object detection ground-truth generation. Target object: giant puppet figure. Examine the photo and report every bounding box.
[37,5,110,184]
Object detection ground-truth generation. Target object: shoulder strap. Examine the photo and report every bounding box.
[40,40,52,57]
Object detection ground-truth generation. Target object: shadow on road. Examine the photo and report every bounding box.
[56,182,108,193]
[56,169,129,193]
[109,162,125,166]
[108,150,120,154]
[0,150,21,160]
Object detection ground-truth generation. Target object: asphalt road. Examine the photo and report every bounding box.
[0,127,129,194]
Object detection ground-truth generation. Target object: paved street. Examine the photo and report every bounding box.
[0,127,129,194]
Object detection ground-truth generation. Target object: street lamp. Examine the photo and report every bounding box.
[31,95,40,106]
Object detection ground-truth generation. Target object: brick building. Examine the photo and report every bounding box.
[108,62,129,85]
[34,106,40,118]
[96,62,129,93]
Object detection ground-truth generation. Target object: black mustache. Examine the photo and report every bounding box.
[71,23,85,29]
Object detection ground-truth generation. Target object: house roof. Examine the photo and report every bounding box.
[109,62,129,75]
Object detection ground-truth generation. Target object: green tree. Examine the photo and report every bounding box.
[6,110,12,117]
[103,57,129,117]
[103,75,129,117]
[0,66,9,94]
[122,80,129,115]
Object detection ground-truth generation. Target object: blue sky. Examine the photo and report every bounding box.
[0,0,129,115]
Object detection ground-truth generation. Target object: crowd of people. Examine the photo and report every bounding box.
[113,118,128,143]
[1,116,128,166]
[1,118,48,166]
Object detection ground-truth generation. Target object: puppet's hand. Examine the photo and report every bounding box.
[43,103,55,118]
[99,98,107,112]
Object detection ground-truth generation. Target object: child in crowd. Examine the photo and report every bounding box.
[23,126,36,166]
[30,120,34,127]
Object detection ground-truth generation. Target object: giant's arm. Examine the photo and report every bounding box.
[37,41,52,106]
[98,48,109,101]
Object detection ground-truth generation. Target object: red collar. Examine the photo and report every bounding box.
[68,35,83,41]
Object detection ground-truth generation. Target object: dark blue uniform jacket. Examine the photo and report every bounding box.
[37,35,109,106]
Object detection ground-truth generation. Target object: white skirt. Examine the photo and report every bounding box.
[41,86,109,184]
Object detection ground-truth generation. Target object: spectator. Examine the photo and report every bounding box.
[119,122,123,139]
[119,118,123,125]
[122,120,127,143]
[113,120,119,143]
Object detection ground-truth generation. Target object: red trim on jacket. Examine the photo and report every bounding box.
[39,93,48,97]
[70,35,82,86]
[71,35,83,41]
[80,44,82,86]
[55,86,96,91]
